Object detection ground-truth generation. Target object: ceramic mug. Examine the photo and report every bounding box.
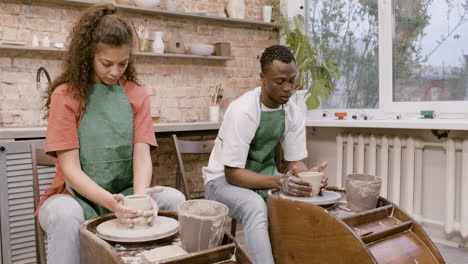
[210,105,219,122]
[297,171,324,196]
[124,194,153,227]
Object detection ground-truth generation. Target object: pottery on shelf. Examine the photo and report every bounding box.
[134,0,160,9]
[115,0,134,5]
[226,0,245,19]
[213,42,231,56]
[152,31,165,54]
[161,0,182,12]
[32,34,39,47]
[188,44,214,56]
[166,33,185,54]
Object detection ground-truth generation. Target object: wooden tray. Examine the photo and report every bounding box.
[268,187,445,264]
[80,211,253,264]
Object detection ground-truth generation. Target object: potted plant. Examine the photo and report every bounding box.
[276,12,340,110]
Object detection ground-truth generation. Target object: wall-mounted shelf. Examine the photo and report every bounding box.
[34,0,277,28]
[133,51,233,60]
[0,45,235,60]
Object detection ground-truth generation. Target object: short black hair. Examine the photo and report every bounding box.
[260,45,295,73]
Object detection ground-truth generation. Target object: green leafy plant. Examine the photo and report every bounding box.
[277,13,340,109]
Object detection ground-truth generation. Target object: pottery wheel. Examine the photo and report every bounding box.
[96,216,179,243]
[278,190,342,205]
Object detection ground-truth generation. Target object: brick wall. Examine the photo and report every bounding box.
[0,0,278,126]
[0,0,279,188]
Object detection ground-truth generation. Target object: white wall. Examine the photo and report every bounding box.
[280,0,305,18]
[305,126,468,247]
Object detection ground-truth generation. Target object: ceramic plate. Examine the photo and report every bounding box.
[96,216,179,243]
[278,190,342,205]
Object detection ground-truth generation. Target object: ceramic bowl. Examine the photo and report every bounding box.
[188,44,214,56]
[134,0,160,9]
[166,2,182,12]
[162,0,182,12]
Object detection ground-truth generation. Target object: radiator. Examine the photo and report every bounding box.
[336,133,468,239]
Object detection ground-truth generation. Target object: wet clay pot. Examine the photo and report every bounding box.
[178,200,228,253]
[345,174,382,212]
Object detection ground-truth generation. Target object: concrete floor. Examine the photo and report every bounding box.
[436,243,468,264]
[225,220,468,263]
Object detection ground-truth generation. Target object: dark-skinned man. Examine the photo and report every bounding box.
[202,45,328,264]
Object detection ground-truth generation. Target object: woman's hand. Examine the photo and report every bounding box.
[111,194,140,228]
[141,187,164,225]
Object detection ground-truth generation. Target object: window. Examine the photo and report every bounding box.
[388,0,468,113]
[306,0,379,109]
[302,0,468,113]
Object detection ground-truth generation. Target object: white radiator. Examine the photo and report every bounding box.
[336,133,468,239]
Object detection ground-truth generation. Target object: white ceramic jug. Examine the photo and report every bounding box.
[152,31,165,54]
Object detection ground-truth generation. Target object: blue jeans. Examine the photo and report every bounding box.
[38,186,186,264]
[205,176,274,264]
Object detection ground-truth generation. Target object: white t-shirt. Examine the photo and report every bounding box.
[202,87,308,184]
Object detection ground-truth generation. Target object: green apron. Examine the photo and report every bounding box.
[245,97,285,201]
[67,83,135,220]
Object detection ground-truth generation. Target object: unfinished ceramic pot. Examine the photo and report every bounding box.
[124,194,153,226]
[345,174,382,212]
[298,171,324,196]
[178,200,228,253]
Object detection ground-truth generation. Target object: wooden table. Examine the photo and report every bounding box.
[80,211,253,264]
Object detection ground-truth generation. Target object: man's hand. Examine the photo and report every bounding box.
[308,162,328,195]
[279,170,313,197]
[310,161,328,172]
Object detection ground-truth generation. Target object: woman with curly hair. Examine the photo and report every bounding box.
[36,4,185,263]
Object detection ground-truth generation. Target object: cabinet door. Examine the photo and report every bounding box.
[0,140,55,264]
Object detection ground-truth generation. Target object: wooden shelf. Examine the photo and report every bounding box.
[133,51,233,60]
[0,45,235,60]
[34,0,277,28]
[0,44,65,53]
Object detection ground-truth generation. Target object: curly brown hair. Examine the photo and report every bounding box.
[44,4,139,117]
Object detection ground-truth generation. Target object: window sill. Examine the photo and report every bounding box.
[306,118,468,130]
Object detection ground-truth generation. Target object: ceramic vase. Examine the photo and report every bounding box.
[166,32,185,54]
[226,0,245,19]
[152,31,165,54]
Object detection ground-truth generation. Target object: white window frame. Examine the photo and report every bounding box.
[381,0,468,114]
[291,0,468,117]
